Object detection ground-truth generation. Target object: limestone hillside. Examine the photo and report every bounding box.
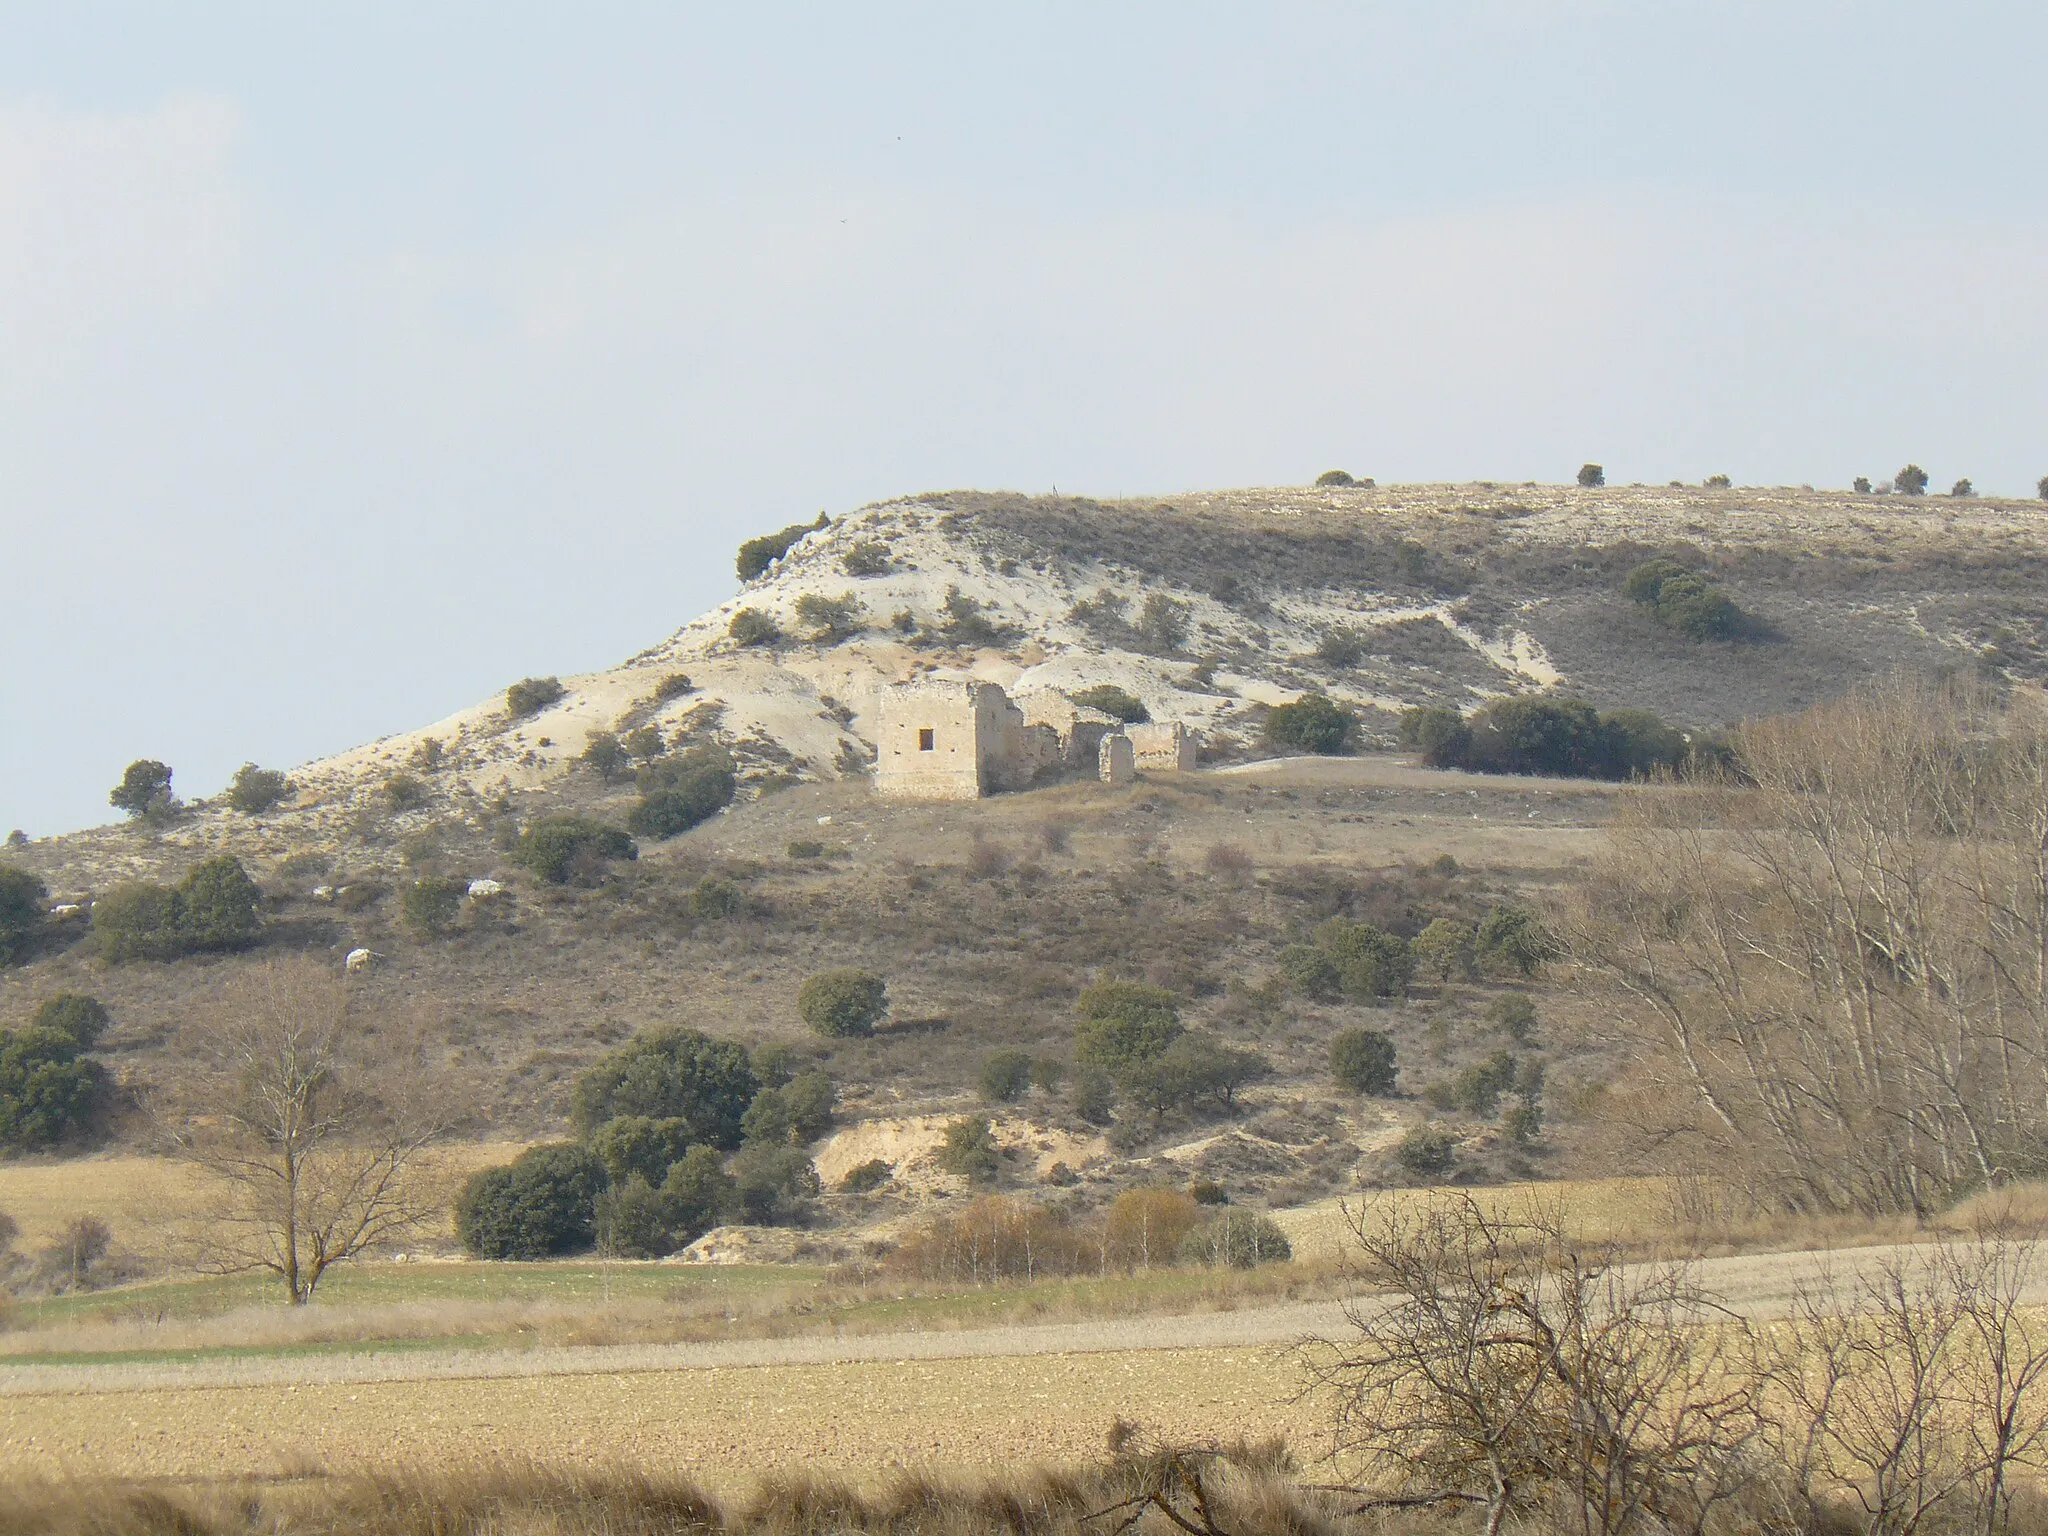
[21,480,2048,884]
[11,480,2048,1187]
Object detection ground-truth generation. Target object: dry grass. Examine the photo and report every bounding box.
[0,1157,216,1251]
[1269,1175,2000,1268]
[1269,1178,1673,1263]
[0,1251,1341,1363]
[4,1169,2002,1365]
[1939,1180,2048,1236]
[0,1447,1349,1536]
[0,1143,522,1255]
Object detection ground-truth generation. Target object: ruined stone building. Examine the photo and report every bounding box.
[1126,720,1196,772]
[873,679,1192,801]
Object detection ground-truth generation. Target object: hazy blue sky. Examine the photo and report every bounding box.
[3,3,2044,834]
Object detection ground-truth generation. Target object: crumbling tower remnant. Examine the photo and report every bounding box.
[1098,731,1135,786]
[872,679,1189,801]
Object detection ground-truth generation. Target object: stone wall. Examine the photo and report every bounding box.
[1098,731,1135,785]
[1017,692,1120,765]
[1126,720,1196,772]
[874,679,1001,801]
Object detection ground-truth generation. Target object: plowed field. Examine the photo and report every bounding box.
[0,1344,1311,1486]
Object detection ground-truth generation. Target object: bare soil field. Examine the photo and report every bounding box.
[9,1237,2044,1485]
[0,1343,1308,1486]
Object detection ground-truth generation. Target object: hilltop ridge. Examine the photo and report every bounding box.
[15,478,2048,883]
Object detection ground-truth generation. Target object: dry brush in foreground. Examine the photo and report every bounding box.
[0,1436,1330,1536]
[1301,1193,2048,1536]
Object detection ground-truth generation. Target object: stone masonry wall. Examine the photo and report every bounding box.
[1126,721,1196,772]
[874,679,993,800]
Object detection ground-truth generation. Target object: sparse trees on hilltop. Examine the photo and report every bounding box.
[735,513,828,582]
[840,540,893,577]
[1577,463,1605,487]
[727,608,781,647]
[226,764,292,815]
[109,760,178,823]
[793,591,864,643]
[1896,463,1930,495]
[505,676,565,719]
[383,772,429,812]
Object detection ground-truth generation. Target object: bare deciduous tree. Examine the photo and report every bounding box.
[1566,677,2048,1216]
[1300,1195,1759,1536]
[154,958,455,1304]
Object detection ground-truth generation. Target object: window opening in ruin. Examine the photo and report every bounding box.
[918,728,935,751]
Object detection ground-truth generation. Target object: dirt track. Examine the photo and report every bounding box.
[4,1240,2035,1484]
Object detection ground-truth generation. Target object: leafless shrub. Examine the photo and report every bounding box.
[1300,1193,1760,1536]
[30,1214,122,1294]
[967,834,1013,880]
[890,1190,1231,1284]
[1205,843,1254,881]
[1754,1232,2048,1536]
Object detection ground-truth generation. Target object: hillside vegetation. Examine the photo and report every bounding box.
[4,481,2047,1281]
